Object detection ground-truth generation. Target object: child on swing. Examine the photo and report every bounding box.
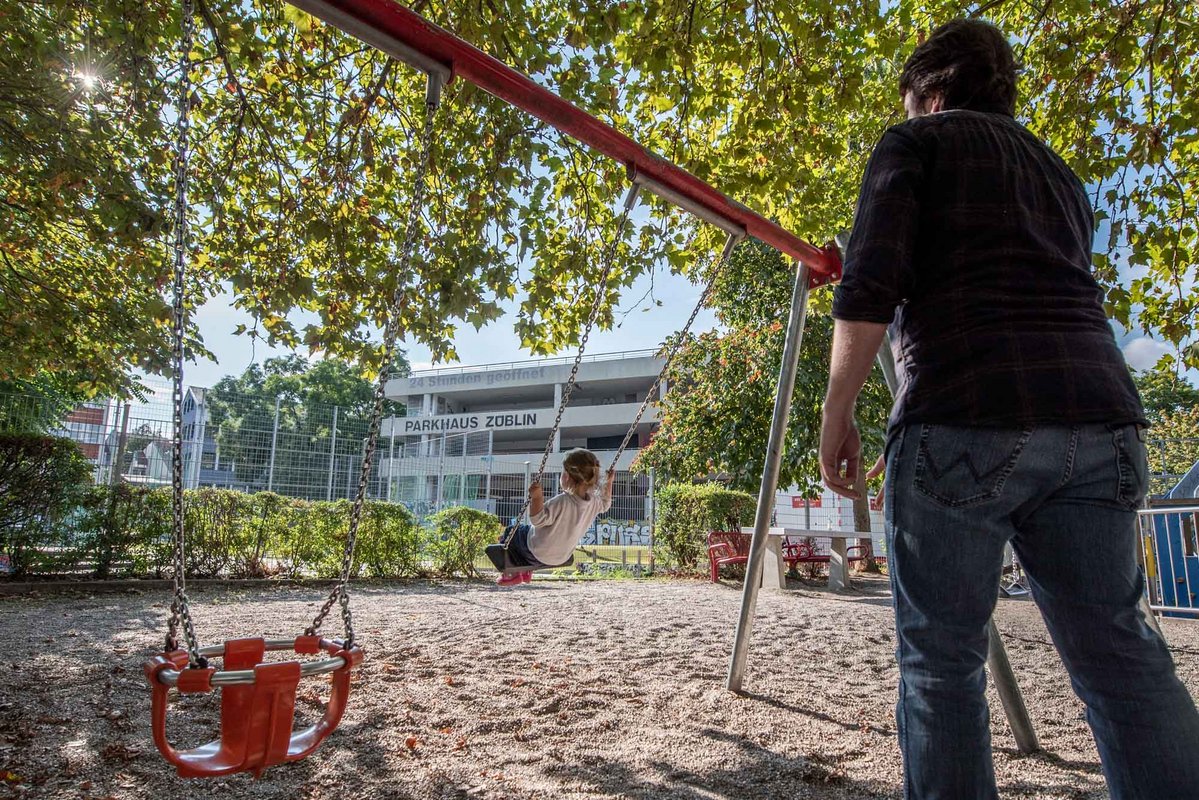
[497,448,614,586]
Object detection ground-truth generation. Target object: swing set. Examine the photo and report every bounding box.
[144,0,1036,780]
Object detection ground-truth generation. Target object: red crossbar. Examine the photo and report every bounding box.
[288,0,842,285]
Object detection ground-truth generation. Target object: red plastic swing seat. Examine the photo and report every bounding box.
[143,635,364,778]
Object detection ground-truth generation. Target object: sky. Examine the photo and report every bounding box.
[177,266,1180,390]
[181,265,719,388]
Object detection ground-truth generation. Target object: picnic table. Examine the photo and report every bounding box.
[739,527,873,590]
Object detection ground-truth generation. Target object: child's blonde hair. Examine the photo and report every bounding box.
[562,448,601,491]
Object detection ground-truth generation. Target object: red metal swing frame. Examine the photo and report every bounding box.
[147,0,840,779]
[288,0,843,286]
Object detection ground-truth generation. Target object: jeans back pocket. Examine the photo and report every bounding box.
[914,424,1032,508]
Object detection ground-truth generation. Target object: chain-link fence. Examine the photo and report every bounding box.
[1,382,655,544]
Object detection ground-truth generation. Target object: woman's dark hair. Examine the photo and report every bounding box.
[899,19,1017,116]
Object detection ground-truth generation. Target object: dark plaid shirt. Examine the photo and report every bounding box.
[833,110,1145,432]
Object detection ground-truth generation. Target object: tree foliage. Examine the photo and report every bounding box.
[204,354,407,494]
[4,0,1197,397]
[1133,357,1199,425]
[639,240,892,493]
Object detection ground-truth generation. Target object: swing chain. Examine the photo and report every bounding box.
[307,82,441,644]
[505,185,640,539]
[609,234,741,469]
[166,0,205,668]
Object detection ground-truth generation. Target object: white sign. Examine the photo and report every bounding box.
[405,366,552,390]
[400,410,543,434]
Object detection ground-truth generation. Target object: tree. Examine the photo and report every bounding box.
[0,374,94,433]
[4,0,1197,396]
[204,354,407,497]
[1132,357,1199,489]
[638,239,892,495]
[1133,357,1199,425]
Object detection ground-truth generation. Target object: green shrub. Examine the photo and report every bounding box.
[76,485,171,578]
[654,482,756,571]
[270,499,327,578]
[426,506,501,577]
[233,492,291,578]
[300,500,350,578]
[0,434,92,576]
[354,500,422,578]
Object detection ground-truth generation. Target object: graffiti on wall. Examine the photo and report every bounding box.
[582,518,651,546]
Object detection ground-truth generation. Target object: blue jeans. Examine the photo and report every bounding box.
[886,423,1199,800]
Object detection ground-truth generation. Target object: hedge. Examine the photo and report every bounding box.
[654,482,756,571]
[426,506,503,577]
[1,483,488,580]
[0,434,93,576]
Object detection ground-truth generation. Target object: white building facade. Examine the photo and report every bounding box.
[379,350,663,539]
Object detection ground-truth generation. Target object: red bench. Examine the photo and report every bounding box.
[707,530,750,582]
[707,530,874,583]
[780,537,872,570]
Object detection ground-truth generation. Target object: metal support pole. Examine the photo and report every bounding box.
[109,402,131,486]
[484,429,494,511]
[727,261,811,692]
[326,406,338,501]
[876,334,1039,754]
[523,460,532,524]
[387,425,396,503]
[436,431,447,506]
[987,620,1039,753]
[267,396,280,492]
[191,393,207,489]
[648,467,656,572]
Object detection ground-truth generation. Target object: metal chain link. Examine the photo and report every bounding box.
[306,86,442,644]
[607,235,741,471]
[502,185,641,545]
[166,0,205,668]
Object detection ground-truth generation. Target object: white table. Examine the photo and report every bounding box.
[741,527,871,590]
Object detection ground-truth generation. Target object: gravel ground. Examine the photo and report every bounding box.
[1,575,1197,799]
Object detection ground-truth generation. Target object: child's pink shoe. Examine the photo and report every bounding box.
[520,571,533,584]
[496,572,524,587]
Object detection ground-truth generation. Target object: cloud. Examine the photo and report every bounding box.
[408,361,434,373]
[1121,336,1172,371]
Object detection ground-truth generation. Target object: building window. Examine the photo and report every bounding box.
[586,434,624,451]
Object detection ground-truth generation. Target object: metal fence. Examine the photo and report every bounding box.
[0,383,654,543]
[1139,505,1199,618]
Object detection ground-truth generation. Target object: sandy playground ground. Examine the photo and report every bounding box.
[1,574,1197,799]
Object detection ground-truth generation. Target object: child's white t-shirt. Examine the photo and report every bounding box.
[527,489,611,565]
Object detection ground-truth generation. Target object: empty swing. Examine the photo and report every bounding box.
[142,0,439,778]
[485,213,743,577]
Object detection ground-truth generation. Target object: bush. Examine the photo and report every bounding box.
[0,434,92,576]
[2,473,488,580]
[354,501,422,578]
[654,482,756,571]
[426,506,501,577]
[77,485,171,578]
